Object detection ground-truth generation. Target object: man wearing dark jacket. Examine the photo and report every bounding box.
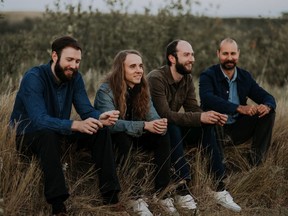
[200,37,276,166]
[10,36,121,215]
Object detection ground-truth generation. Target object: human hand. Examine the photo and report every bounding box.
[99,110,120,126]
[71,117,103,134]
[144,118,168,134]
[236,105,258,116]
[200,111,228,126]
[256,104,271,118]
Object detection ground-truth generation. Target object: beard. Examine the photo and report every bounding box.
[221,60,237,70]
[54,59,78,83]
[175,59,192,75]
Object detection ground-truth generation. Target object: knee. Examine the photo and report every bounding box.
[38,129,59,138]
[167,124,183,146]
[31,130,62,158]
[260,111,276,125]
[112,132,133,151]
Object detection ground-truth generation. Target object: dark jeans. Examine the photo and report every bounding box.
[224,111,276,166]
[112,132,171,194]
[16,128,120,205]
[168,123,226,191]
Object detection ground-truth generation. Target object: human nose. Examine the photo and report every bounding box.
[191,55,195,62]
[188,53,195,61]
[136,66,143,73]
[70,61,79,69]
[227,54,233,60]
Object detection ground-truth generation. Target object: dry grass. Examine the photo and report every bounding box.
[0,84,287,216]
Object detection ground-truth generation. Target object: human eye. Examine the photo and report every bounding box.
[129,64,136,69]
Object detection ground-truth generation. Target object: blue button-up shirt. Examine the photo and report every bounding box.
[10,62,100,135]
[221,68,240,124]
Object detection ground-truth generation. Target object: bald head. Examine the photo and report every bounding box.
[166,39,193,66]
[218,38,239,52]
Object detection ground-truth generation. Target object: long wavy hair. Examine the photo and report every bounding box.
[105,50,150,120]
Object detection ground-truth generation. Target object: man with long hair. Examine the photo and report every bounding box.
[10,36,121,215]
[94,50,178,215]
[147,39,241,212]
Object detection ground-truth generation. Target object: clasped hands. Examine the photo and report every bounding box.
[201,111,228,126]
[144,118,168,135]
[237,104,271,118]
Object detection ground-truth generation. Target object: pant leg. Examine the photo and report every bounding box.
[168,124,191,181]
[111,132,134,167]
[225,111,276,166]
[200,125,226,190]
[139,132,171,193]
[75,128,121,196]
[16,130,69,203]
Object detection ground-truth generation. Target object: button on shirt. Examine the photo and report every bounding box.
[221,68,240,124]
[10,62,100,135]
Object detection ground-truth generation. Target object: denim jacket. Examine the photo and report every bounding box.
[10,62,100,135]
[94,82,160,137]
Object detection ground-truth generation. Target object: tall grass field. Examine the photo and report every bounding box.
[1,0,288,215]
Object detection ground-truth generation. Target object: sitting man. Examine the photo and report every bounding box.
[199,37,276,166]
[10,36,121,216]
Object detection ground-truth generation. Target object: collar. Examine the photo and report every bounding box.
[221,67,238,82]
[163,65,178,85]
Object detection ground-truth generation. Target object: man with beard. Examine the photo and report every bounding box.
[199,38,276,166]
[147,39,241,212]
[10,36,122,216]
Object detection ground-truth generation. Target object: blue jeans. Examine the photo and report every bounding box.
[168,123,226,190]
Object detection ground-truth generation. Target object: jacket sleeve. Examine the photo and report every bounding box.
[146,98,161,121]
[94,84,145,137]
[245,73,276,110]
[73,75,101,120]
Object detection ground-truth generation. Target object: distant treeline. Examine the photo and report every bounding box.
[1,1,288,91]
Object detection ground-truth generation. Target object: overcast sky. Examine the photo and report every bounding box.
[1,0,288,18]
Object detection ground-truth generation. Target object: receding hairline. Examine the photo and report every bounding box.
[218,38,239,51]
[176,40,192,49]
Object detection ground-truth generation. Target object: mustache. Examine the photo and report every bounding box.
[224,60,236,64]
[65,67,78,73]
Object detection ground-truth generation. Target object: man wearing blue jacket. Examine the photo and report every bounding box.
[10,36,121,215]
[199,38,276,166]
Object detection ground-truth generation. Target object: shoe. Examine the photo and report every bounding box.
[128,198,153,216]
[159,197,179,215]
[213,190,241,212]
[174,194,197,210]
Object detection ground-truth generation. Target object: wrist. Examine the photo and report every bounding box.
[143,122,146,131]
[265,104,272,112]
[71,120,79,131]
